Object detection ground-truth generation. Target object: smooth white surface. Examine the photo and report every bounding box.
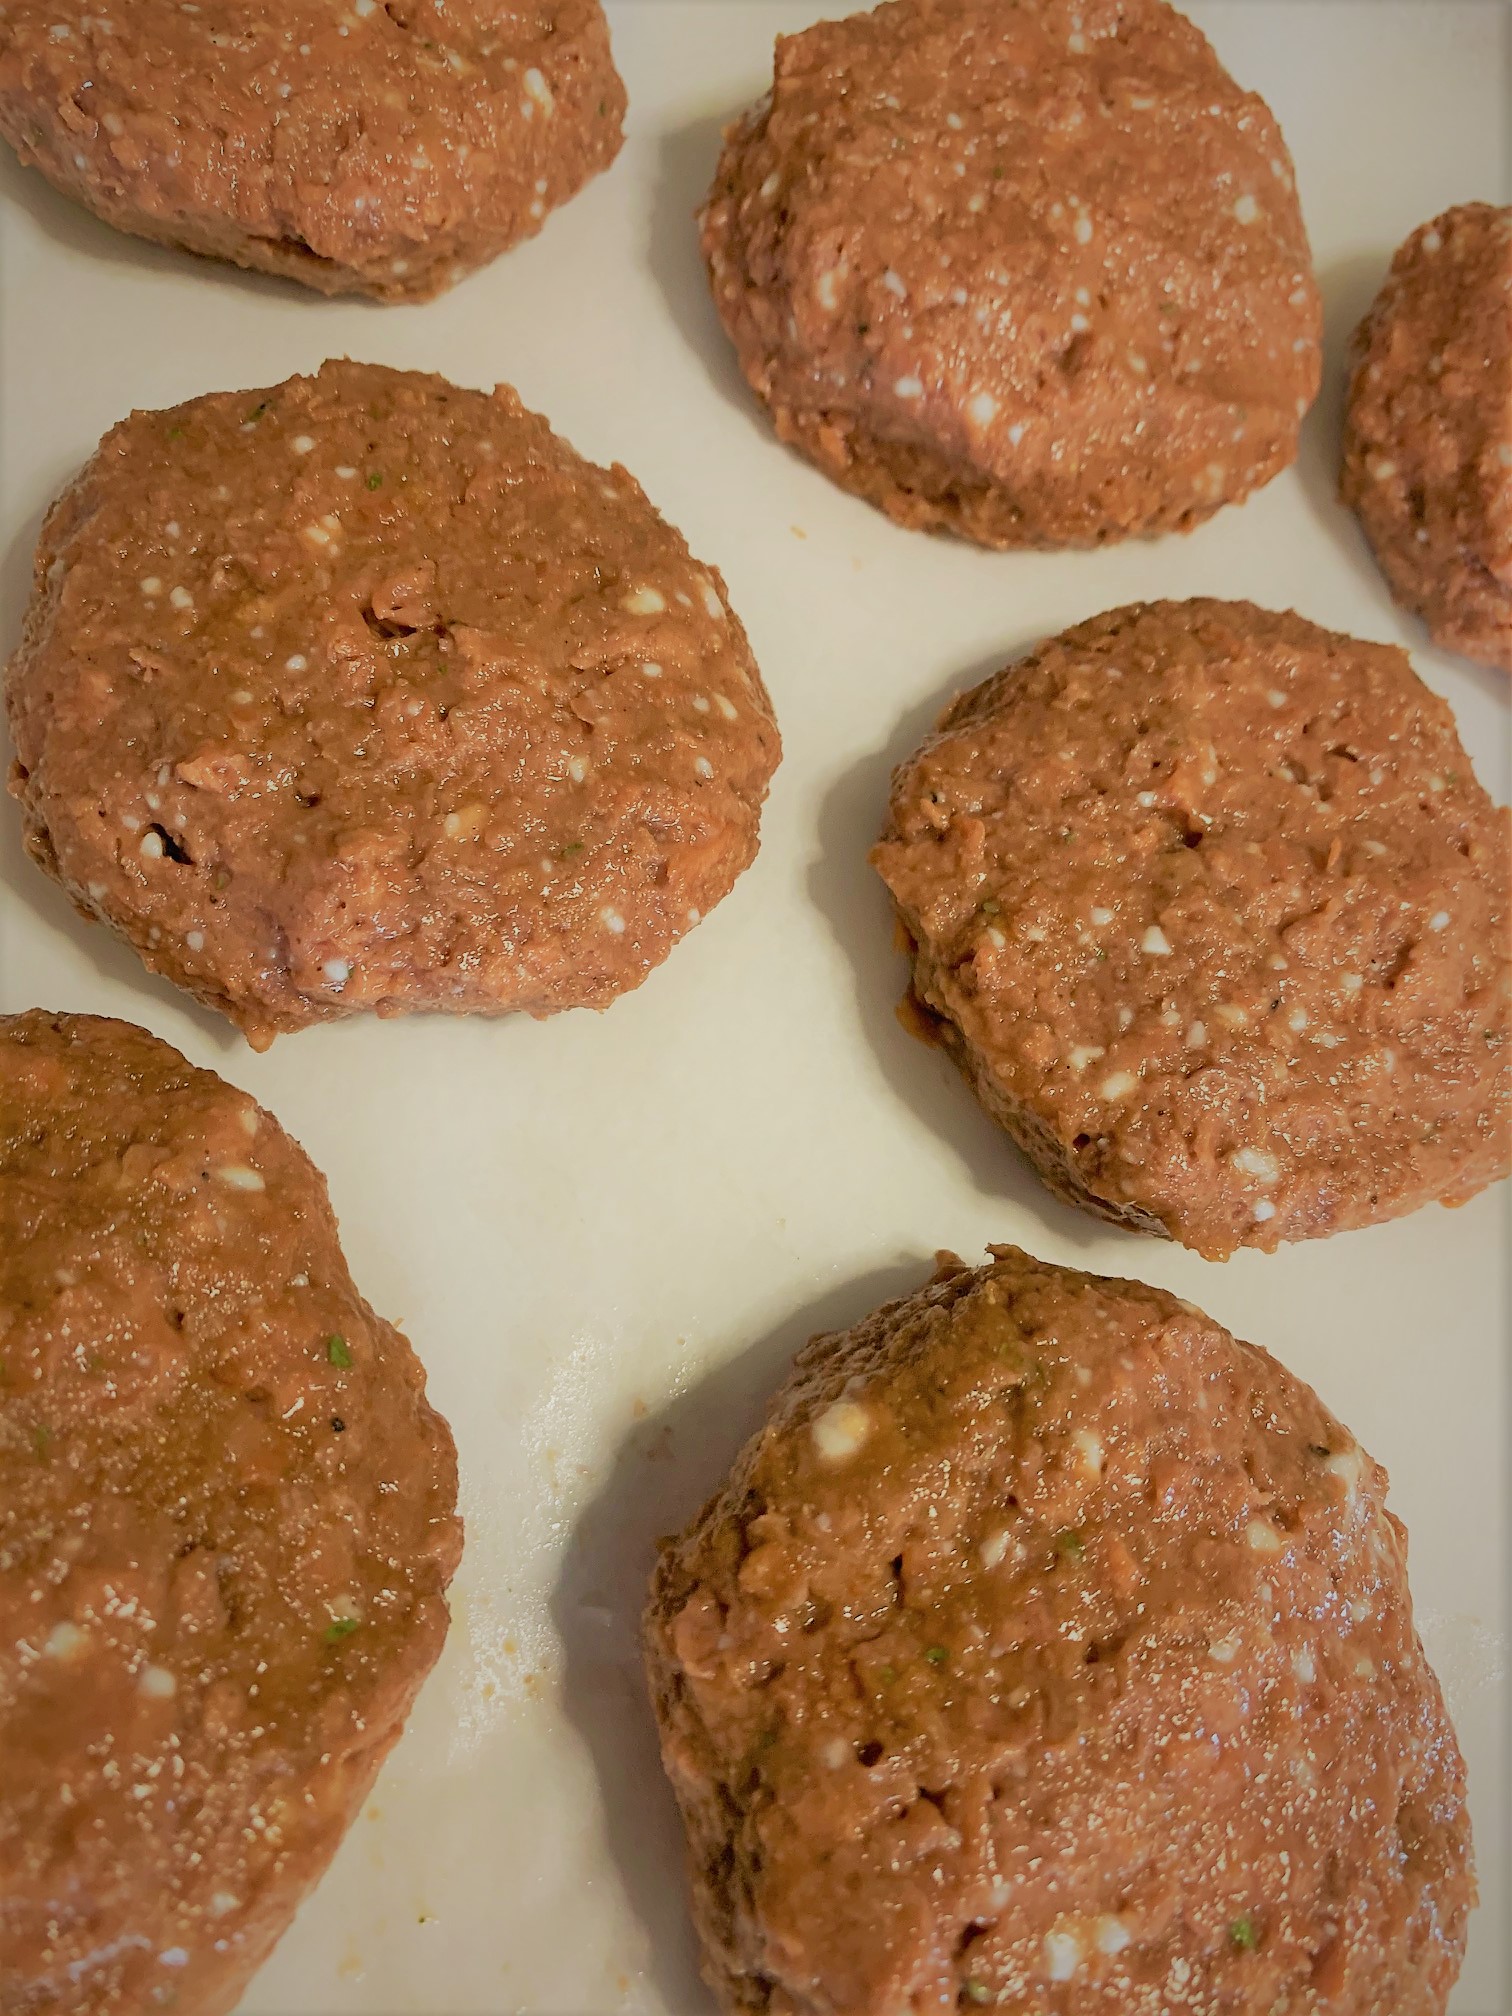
[0,3,1508,2009]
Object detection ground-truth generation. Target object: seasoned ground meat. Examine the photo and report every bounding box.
[701,0,1320,547]
[5,361,781,1047]
[871,599,1511,1256]
[1342,203,1512,673]
[0,0,625,300]
[646,1246,1474,2016]
[0,1010,461,2015]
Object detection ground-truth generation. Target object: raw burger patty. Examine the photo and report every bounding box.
[5,360,781,1047]
[1342,203,1512,673]
[872,599,1511,1256]
[0,1010,461,2016]
[0,0,625,301]
[646,1245,1474,2016]
[701,0,1321,547]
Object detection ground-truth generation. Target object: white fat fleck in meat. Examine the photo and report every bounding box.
[811,1398,871,1463]
[139,831,164,860]
[523,66,554,114]
[209,1892,241,1916]
[820,1736,850,1768]
[1141,924,1172,956]
[694,757,715,780]
[158,1949,190,1968]
[1294,1647,1317,1684]
[1095,1916,1132,1956]
[285,653,308,671]
[700,581,724,620]
[816,269,839,311]
[1216,1003,1248,1028]
[1044,1928,1082,1981]
[1246,1518,1282,1553]
[44,1622,88,1660]
[881,269,908,298]
[1067,1044,1104,1073]
[1006,421,1027,446]
[1185,1020,1207,1047]
[168,586,193,611]
[1072,213,1093,245]
[1252,1198,1277,1222]
[601,906,627,934]
[1099,1070,1137,1101]
[623,586,666,615]
[642,661,662,678]
[1089,905,1113,926]
[1428,910,1450,931]
[214,1164,265,1192]
[1233,192,1259,224]
[1229,1145,1279,1184]
[568,757,588,784]
[716,694,739,720]
[968,390,1000,426]
[139,1664,177,1699]
[1072,1427,1104,1477]
[894,376,925,400]
[979,1527,1012,1570]
[1208,1635,1240,1664]
[185,930,205,952]
[291,434,316,455]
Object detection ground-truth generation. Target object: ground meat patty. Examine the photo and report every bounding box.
[5,360,780,1048]
[0,1010,461,2016]
[0,0,625,301]
[871,600,1511,1256]
[700,0,1320,548]
[1342,203,1512,673]
[646,1246,1474,2016]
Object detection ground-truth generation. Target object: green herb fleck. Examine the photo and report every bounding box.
[326,1334,352,1368]
[213,869,231,891]
[560,841,585,858]
[366,471,383,490]
[245,402,268,423]
[1054,1528,1085,1563]
[33,1423,52,1458]
[924,1644,948,1666]
[324,1616,361,1644]
[877,1663,897,1685]
[962,1982,994,2007]
[597,98,608,115]
[167,425,186,441]
[979,897,1000,916]
[1229,1914,1259,1952]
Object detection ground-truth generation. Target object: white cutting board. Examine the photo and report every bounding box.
[0,2,1507,2009]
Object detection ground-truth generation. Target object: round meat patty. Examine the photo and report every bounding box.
[871,599,1511,1257]
[1342,203,1512,673]
[700,0,1321,548]
[0,1010,461,2016]
[646,1245,1475,2016]
[5,360,781,1048]
[0,0,625,301]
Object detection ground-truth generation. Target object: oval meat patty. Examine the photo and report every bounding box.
[646,1246,1475,2016]
[1342,202,1512,673]
[0,0,626,301]
[0,1009,461,2016]
[5,360,781,1047]
[701,0,1321,547]
[871,599,1511,1256]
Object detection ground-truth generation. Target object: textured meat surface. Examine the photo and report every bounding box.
[0,1010,461,2015]
[0,0,625,300]
[1342,203,1512,673]
[701,0,1320,547]
[645,1247,1474,2016]
[872,599,1511,1256]
[5,360,781,1046]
